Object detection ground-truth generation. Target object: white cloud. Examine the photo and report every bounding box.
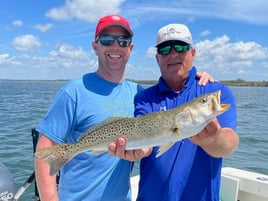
[48,43,93,67]
[0,43,97,80]
[0,54,9,62]
[200,30,211,37]
[11,35,41,52]
[195,35,267,69]
[34,23,54,32]
[145,47,156,58]
[45,0,125,23]
[193,35,268,80]
[13,20,23,27]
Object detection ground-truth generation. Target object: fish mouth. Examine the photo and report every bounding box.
[213,90,230,113]
[220,104,230,111]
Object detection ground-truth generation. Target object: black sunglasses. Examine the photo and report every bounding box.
[96,34,132,47]
[157,43,191,55]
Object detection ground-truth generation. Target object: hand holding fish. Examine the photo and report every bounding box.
[108,137,152,161]
[190,118,221,144]
[190,118,239,157]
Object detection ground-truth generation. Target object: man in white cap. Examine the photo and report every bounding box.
[110,23,239,201]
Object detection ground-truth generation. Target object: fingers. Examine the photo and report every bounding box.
[205,119,221,136]
[108,137,152,161]
[108,136,127,158]
[189,118,221,145]
[197,71,218,86]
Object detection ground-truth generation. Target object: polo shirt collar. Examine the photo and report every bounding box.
[158,66,197,94]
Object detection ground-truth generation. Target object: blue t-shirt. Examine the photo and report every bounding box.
[37,72,143,201]
[134,67,237,201]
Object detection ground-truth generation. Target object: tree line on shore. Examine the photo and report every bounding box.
[129,79,268,87]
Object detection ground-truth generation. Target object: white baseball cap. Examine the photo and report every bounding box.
[156,23,193,47]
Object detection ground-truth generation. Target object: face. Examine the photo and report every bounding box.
[92,26,134,80]
[156,41,196,91]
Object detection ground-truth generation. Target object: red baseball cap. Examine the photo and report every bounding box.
[95,14,133,39]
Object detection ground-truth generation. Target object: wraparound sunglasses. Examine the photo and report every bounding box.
[96,34,132,47]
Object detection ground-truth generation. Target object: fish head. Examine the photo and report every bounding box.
[173,90,230,140]
[194,90,230,118]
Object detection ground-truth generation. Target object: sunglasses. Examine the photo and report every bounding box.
[96,34,132,47]
[157,43,191,55]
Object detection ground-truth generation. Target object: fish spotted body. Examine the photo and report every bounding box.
[35,90,230,176]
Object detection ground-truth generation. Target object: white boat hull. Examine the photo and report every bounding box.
[131,167,268,201]
[221,167,268,201]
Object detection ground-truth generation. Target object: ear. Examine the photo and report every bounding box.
[129,43,134,51]
[191,47,196,59]
[156,54,159,63]
[92,42,98,55]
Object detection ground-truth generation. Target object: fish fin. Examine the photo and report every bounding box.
[156,142,175,158]
[78,117,124,141]
[35,144,73,176]
[91,150,107,156]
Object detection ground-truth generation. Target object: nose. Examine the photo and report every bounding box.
[112,39,120,47]
[169,46,179,56]
[170,47,177,53]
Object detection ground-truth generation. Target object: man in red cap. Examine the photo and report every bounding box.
[35,15,214,201]
[35,14,141,201]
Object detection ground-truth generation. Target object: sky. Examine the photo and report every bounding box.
[1,0,268,81]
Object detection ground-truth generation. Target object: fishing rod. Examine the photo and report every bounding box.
[0,162,37,201]
[13,171,36,201]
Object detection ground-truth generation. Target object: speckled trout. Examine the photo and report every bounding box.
[35,90,229,176]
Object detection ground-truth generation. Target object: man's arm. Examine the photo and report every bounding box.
[35,134,59,201]
[190,118,239,157]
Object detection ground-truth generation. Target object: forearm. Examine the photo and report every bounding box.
[35,159,58,201]
[190,118,239,158]
[199,127,239,157]
[35,134,59,201]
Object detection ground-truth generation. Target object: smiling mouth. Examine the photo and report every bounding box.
[108,54,122,59]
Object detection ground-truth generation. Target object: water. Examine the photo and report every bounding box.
[0,80,267,200]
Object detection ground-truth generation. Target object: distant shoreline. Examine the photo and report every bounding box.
[129,79,268,87]
[1,79,268,87]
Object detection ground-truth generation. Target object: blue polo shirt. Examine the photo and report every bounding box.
[134,67,236,201]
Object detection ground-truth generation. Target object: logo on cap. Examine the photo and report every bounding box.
[95,14,133,39]
[156,23,193,47]
[111,15,121,21]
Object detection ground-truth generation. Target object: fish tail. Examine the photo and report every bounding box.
[35,144,73,176]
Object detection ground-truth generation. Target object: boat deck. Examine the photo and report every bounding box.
[130,167,268,201]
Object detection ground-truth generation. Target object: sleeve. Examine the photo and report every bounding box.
[134,90,153,117]
[36,87,76,144]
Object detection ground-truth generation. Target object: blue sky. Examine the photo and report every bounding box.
[1,0,267,81]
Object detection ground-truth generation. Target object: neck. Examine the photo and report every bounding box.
[96,69,124,83]
[165,79,186,93]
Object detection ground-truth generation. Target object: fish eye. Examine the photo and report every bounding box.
[200,98,208,104]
